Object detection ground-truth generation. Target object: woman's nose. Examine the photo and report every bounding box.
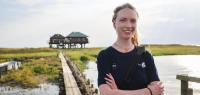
[125,21,133,27]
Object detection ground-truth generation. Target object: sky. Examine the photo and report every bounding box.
[0,0,200,48]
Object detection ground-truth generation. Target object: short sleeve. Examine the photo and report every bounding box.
[144,51,160,83]
[97,50,112,87]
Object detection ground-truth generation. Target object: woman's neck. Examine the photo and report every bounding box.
[112,38,135,53]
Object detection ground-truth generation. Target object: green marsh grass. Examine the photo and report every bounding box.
[0,48,61,87]
[147,45,200,56]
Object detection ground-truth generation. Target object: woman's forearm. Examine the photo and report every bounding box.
[99,84,150,95]
[114,88,150,95]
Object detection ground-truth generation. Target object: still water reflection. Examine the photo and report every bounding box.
[0,83,59,95]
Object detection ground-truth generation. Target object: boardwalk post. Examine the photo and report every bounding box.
[187,88,193,95]
[180,79,188,95]
[176,74,200,95]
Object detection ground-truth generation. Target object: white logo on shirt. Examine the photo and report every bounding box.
[138,62,146,68]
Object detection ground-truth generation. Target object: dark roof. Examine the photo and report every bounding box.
[66,32,88,38]
[50,34,65,39]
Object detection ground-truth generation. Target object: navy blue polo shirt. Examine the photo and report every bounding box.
[97,46,160,90]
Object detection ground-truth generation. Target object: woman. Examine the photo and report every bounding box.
[97,3,164,95]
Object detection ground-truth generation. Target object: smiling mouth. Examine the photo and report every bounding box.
[124,31,131,33]
[122,28,135,33]
[122,30,134,34]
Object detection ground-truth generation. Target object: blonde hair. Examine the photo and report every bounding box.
[112,3,139,46]
[131,32,139,46]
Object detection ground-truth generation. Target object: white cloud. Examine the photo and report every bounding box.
[14,0,43,6]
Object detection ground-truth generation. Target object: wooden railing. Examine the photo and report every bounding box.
[176,74,200,95]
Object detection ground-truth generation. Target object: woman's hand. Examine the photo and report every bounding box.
[104,73,118,89]
[148,81,164,95]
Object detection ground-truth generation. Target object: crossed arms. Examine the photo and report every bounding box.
[99,73,164,95]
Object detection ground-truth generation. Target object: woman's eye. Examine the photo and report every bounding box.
[119,19,126,22]
[131,19,136,23]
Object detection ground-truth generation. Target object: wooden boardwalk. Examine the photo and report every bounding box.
[59,52,82,95]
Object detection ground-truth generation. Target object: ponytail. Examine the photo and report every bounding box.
[131,32,139,46]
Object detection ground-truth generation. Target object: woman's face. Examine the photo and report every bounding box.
[113,8,138,40]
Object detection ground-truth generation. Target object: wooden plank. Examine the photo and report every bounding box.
[59,52,82,95]
[177,74,200,83]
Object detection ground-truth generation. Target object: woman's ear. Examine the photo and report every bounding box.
[112,20,116,29]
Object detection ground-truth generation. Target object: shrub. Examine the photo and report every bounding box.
[33,66,46,74]
[80,55,89,62]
